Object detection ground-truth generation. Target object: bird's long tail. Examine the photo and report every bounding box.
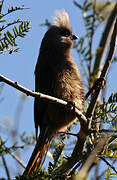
[23,136,53,176]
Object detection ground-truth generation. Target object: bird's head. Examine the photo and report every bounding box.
[41,10,78,52]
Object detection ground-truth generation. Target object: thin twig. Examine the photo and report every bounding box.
[12,94,26,173]
[9,152,26,169]
[99,156,117,173]
[59,129,117,138]
[0,20,24,31]
[2,7,30,18]
[92,129,117,133]
[1,155,11,180]
[88,0,96,74]
[69,160,82,175]
[0,0,5,13]
[58,132,78,137]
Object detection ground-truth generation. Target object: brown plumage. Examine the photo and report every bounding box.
[24,10,84,176]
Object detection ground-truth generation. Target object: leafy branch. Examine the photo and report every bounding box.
[0,19,24,32]
[0,0,30,54]
[0,0,29,19]
[93,92,117,124]
[1,6,29,18]
[0,21,31,53]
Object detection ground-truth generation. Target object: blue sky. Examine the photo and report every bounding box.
[0,0,117,179]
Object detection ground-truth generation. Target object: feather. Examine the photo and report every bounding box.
[53,10,71,30]
[24,136,53,175]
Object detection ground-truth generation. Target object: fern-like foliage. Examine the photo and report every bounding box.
[0,0,30,54]
[93,93,117,128]
[0,21,31,53]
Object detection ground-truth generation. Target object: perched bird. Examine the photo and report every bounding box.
[24,10,84,176]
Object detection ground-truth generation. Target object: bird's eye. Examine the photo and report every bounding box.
[60,29,70,37]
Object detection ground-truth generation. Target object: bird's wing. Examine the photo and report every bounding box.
[34,58,55,139]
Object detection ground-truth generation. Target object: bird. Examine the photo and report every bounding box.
[24,10,85,176]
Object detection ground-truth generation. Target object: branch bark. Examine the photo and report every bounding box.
[74,135,111,180]
[0,74,87,130]
[93,2,117,78]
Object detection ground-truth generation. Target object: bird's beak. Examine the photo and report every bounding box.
[71,34,78,40]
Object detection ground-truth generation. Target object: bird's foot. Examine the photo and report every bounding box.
[66,101,76,112]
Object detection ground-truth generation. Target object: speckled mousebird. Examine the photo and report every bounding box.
[24,10,84,176]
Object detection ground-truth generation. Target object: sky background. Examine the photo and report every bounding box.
[0,0,117,179]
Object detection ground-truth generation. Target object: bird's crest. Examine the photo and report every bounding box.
[53,10,71,30]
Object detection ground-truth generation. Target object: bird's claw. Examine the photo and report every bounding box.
[67,101,76,112]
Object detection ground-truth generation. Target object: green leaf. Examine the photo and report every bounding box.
[106,168,111,179]
[25,29,29,32]
[1,41,5,48]
[0,44,3,50]
[81,47,87,54]
[0,20,6,23]
[13,28,17,37]
[19,22,23,33]
[4,39,8,47]
[113,56,117,62]
[84,49,90,57]
[13,40,18,46]
[19,33,26,38]
[74,1,83,10]
[14,25,19,34]
[5,35,13,46]
[108,93,117,103]
[7,31,14,39]
[84,2,93,11]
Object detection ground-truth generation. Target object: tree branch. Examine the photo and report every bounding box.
[1,155,11,180]
[9,152,26,169]
[99,156,117,173]
[86,14,117,122]
[93,2,117,78]
[59,128,117,138]
[0,74,87,129]
[74,135,111,180]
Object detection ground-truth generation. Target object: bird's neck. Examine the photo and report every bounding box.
[39,44,73,69]
[50,46,73,61]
